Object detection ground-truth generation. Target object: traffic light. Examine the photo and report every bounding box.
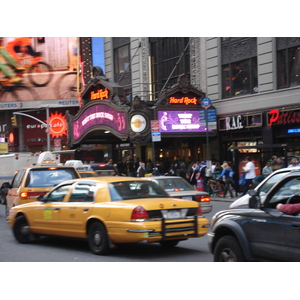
[11,116,17,127]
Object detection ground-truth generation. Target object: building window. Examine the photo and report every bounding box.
[149,37,190,100]
[114,44,130,75]
[277,38,300,89]
[221,38,257,98]
[113,38,132,103]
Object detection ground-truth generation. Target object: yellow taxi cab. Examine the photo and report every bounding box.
[6,152,80,215]
[7,176,209,255]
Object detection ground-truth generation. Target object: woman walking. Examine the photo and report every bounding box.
[217,162,234,198]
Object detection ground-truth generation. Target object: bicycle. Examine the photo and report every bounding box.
[207,178,225,197]
[17,52,53,87]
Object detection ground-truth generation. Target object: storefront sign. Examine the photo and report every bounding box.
[0,142,8,153]
[73,104,127,141]
[169,96,198,105]
[131,115,146,133]
[269,108,300,127]
[157,110,210,133]
[90,88,109,101]
[219,113,262,131]
[48,112,67,138]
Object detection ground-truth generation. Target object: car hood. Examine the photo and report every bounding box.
[229,194,250,208]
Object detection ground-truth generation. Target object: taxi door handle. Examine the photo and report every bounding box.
[54,208,60,211]
[83,208,89,212]
[291,223,300,229]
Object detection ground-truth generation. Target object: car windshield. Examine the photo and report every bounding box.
[155,178,195,192]
[259,171,290,197]
[25,168,77,187]
[109,180,170,200]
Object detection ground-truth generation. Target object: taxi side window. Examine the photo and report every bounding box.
[69,183,95,202]
[47,184,73,202]
[11,169,26,188]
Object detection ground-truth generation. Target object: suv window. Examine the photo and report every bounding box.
[25,168,78,188]
[259,171,290,197]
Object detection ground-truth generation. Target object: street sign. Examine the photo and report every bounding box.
[151,120,161,142]
[201,97,212,109]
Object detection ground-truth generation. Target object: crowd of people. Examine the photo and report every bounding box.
[105,154,300,199]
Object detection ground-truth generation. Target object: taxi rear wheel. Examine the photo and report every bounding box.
[88,222,110,255]
[13,215,36,243]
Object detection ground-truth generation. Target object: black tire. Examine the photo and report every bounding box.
[88,222,110,255]
[160,240,179,247]
[13,215,36,243]
[214,235,245,262]
[28,61,53,87]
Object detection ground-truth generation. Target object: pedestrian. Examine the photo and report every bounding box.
[272,156,285,170]
[288,157,300,168]
[188,163,198,188]
[124,158,134,177]
[262,161,273,177]
[146,159,153,174]
[137,162,146,177]
[217,162,233,198]
[242,156,256,196]
[167,162,177,176]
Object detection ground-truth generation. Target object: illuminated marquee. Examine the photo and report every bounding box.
[90,88,109,100]
[73,104,127,141]
[169,96,198,105]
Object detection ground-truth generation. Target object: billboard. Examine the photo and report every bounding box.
[157,110,212,133]
[0,37,79,102]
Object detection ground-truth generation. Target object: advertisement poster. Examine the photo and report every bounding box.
[0,37,79,102]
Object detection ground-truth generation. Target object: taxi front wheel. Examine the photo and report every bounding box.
[13,215,36,243]
[88,221,110,255]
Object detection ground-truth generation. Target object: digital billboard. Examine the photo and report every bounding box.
[157,110,211,133]
[0,37,79,102]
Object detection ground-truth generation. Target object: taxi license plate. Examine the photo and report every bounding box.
[182,196,192,200]
[167,210,181,219]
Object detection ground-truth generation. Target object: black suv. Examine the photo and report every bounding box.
[208,170,300,262]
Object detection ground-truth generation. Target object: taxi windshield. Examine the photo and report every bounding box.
[109,180,169,201]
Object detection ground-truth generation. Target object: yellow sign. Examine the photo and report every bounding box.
[0,143,8,153]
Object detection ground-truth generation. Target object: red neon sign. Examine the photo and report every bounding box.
[48,112,67,138]
[269,108,300,127]
[169,96,198,105]
[90,88,109,100]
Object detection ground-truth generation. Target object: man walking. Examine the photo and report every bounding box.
[242,156,256,196]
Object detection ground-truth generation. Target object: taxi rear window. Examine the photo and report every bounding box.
[25,168,78,187]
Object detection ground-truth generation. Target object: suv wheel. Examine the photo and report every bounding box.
[214,235,245,262]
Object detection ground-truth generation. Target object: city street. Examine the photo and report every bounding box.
[0,199,233,262]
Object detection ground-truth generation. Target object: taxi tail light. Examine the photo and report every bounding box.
[131,206,150,221]
[196,205,203,216]
[20,192,47,199]
[195,195,210,203]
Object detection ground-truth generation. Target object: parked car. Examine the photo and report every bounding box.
[208,170,300,261]
[7,177,209,255]
[229,166,300,209]
[148,176,212,214]
[5,152,80,215]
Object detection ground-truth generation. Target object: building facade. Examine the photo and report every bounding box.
[101,37,300,174]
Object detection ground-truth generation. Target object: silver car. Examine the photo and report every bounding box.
[229,166,300,209]
[148,176,212,214]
